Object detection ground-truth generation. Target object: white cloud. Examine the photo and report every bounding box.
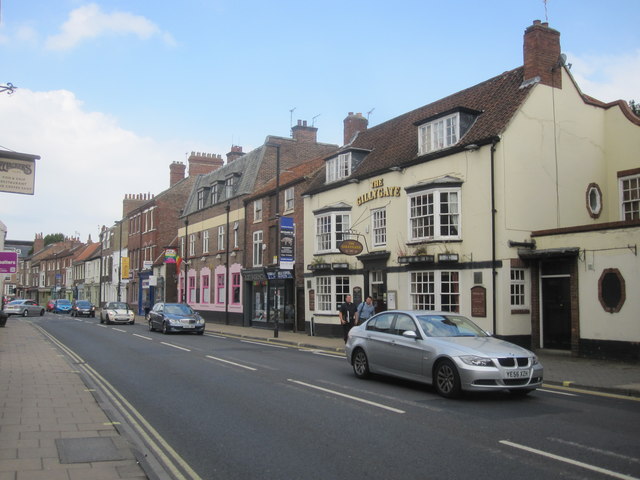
[0,89,186,241]
[568,49,640,103]
[45,3,175,51]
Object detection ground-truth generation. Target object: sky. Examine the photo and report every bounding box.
[1,0,638,242]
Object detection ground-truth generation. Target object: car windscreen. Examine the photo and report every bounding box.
[77,301,91,307]
[109,303,128,310]
[165,304,193,315]
[57,300,71,305]
[416,315,488,337]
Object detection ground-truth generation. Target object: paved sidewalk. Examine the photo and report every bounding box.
[0,319,147,480]
[202,321,640,398]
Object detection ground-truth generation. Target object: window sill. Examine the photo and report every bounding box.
[510,309,530,315]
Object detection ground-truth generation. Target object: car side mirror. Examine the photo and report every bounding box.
[402,330,419,340]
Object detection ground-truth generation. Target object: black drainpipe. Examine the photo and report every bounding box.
[490,137,499,336]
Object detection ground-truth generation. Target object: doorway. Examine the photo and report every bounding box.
[541,262,572,350]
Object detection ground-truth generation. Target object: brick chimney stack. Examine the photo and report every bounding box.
[291,120,318,143]
[226,145,244,163]
[169,161,186,187]
[33,233,44,254]
[188,152,224,176]
[343,112,368,145]
[523,20,562,88]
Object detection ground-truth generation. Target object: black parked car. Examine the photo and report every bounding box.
[71,300,95,317]
[148,303,205,335]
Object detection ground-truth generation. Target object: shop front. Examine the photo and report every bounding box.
[243,268,295,331]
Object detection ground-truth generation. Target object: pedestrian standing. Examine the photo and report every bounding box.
[355,296,376,325]
[339,294,357,342]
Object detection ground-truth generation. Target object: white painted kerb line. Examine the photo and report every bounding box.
[500,440,639,480]
[288,379,405,414]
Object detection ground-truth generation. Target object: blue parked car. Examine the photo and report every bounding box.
[53,299,72,314]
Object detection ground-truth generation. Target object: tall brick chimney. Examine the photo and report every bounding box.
[343,112,368,145]
[523,20,562,88]
[291,120,318,143]
[33,233,44,254]
[226,145,244,163]
[169,161,186,187]
[188,152,224,176]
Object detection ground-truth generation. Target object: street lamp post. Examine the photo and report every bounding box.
[265,143,281,338]
[117,221,123,302]
[225,201,230,325]
[183,217,189,304]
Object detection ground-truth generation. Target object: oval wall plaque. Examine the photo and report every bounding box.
[338,239,364,255]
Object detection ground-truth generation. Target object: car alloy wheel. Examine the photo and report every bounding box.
[352,349,370,379]
[148,320,154,332]
[435,359,462,398]
[22,310,28,317]
[162,322,169,334]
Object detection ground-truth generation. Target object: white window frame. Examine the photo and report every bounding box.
[197,189,206,209]
[225,177,234,199]
[371,207,387,247]
[233,222,239,249]
[409,188,460,241]
[315,275,350,313]
[253,230,263,267]
[217,226,225,251]
[620,173,640,221]
[510,268,527,308]
[418,113,459,155]
[410,270,460,312]
[315,212,350,253]
[254,199,263,222]
[203,230,210,254]
[189,233,196,257]
[284,187,294,211]
[210,184,218,205]
[326,153,352,183]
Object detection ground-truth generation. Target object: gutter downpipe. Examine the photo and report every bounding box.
[490,137,499,336]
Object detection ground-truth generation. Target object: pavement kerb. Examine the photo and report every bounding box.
[206,328,347,354]
[540,380,640,400]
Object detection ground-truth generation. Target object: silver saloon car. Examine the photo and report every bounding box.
[346,310,543,398]
[3,299,45,317]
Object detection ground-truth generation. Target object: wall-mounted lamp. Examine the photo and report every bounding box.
[348,178,359,184]
[389,166,402,172]
[464,144,479,151]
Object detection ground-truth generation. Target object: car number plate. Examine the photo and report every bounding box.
[182,324,194,328]
[505,370,529,378]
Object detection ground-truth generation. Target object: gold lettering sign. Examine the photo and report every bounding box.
[357,178,401,206]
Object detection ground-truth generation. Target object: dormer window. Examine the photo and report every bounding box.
[210,184,219,204]
[326,153,352,183]
[418,113,459,155]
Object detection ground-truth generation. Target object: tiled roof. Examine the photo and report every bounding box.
[305,66,534,194]
[243,156,325,203]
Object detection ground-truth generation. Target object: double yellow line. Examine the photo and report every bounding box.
[35,325,202,480]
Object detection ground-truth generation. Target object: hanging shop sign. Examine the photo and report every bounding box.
[338,239,363,255]
[0,151,39,195]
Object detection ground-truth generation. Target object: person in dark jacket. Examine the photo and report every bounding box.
[339,295,357,342]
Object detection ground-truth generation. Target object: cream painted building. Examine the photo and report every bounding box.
[302,21,640,360]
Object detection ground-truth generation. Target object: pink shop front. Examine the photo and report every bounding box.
[178,262,244,324]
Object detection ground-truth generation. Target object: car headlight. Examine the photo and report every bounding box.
[532,355,539,366]
[460,355,495,367]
